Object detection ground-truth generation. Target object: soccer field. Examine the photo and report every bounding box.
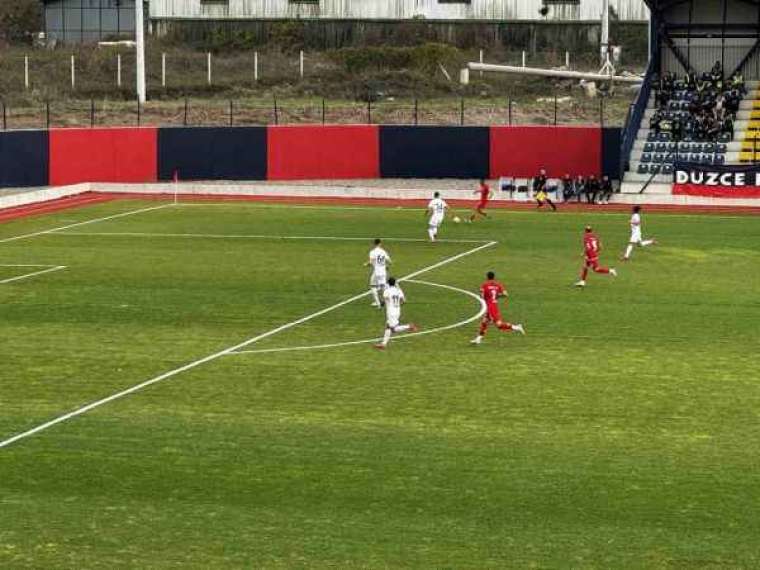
[1,198,759,568]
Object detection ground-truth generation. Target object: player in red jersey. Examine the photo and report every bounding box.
[468,179,492,222]
[470,271,525,344]
[575,226,617,287]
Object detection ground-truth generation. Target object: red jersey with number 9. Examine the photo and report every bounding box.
[480,280,505,307]
[584,233,601,259]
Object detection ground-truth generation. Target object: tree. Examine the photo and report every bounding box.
[0,0,43,45]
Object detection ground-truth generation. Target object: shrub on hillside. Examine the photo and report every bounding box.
[0,0,42,45]
[329,43,460,74]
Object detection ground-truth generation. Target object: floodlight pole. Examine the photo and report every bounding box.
[136,0,146,104]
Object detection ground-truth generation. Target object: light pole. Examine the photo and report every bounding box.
[136,0,146,104]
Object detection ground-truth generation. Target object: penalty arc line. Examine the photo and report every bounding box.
[0,240,496,450]
[230,278,487,355]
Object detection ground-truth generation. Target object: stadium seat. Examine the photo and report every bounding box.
[649,164,662,174]
[716,143,727,153]
[701,154,713,165]
[654,153,665,163]
[662,164,675,175]
[690,153,701,163]
[656,142,667,152]
[667,142,678,152]
[637,163,649,174]
[647,131,658,142]
[714,154,726,165]
[690,143,703,154]
[718,132,731,143]
[703,142,715,153]
[641,153,652,163]
[657,132,671,142]
[644,142,655,153]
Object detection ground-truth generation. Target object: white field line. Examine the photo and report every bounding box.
[0,203,173,245]
[0,265,66,285]
[174,202,754,221]
[230,278,486,355]
[0,240,496,450]
[54,231,490,245]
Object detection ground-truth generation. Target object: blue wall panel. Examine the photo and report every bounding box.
[158,126,267,181]
[0,131,49,188]
[602,127,623,180]
[380,126,490,179]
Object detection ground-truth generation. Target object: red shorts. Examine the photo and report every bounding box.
[585,256,599,269]
[476,201,488,210]
[485,304,502,322]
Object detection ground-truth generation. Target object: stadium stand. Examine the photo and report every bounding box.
[620,0,760,193]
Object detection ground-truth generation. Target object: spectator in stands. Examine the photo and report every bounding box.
[585,175,600,204]
[729,72,746,95]
[561,174,575,202]
[573,175,586,203]
[598,176,614,205]
[711,60,723,83]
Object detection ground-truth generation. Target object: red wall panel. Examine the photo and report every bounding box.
[267,125,379,180]
[490,126,602,179]
[50,127,158,186]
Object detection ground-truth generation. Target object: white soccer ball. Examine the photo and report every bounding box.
[453,216,462,223]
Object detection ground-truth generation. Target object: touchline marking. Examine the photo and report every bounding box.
[230,278,486,355]
[0,240,496,450]
[0,203,172,245]
[54,231,491,245]
[0,265,67,285]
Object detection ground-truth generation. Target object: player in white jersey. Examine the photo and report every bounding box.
[374,277,418,349]
[365,238,391,308]
[426,191,449,242]
[622,206,656,260]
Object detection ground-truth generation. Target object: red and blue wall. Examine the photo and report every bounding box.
[0,125,622,188]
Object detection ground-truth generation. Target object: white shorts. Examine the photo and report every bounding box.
[370,270,387,288]
[429,215,444,228]
[630,227,642,244]
[386,310,401,329]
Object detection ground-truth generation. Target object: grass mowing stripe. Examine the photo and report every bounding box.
[0,240,496,450]
[0,203,173,244]
[230,278,487,355]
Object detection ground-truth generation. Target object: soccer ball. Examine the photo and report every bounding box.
[453,216,462,223]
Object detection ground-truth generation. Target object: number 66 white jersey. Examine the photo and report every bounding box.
[369,246,391,287]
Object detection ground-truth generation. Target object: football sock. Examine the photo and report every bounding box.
[370,287,380,305]
[479,322,488,336]
[395,324,411,333]
[581,267,589,280]
[498,323,513,332]
[428,228,435,241]
[382,328,392,345]
[624,244,634,258]
[641,239,654,246]
[595,267,610,274]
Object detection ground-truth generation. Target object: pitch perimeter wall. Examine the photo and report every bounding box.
[0,125,623,188]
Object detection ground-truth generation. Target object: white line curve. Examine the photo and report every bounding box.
[230,279,486,355]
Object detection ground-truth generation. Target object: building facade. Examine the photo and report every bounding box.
[150,0,649,23]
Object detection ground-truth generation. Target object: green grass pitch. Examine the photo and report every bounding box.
[1,199,759,568]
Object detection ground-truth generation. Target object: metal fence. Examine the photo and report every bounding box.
[0,95,617,130]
